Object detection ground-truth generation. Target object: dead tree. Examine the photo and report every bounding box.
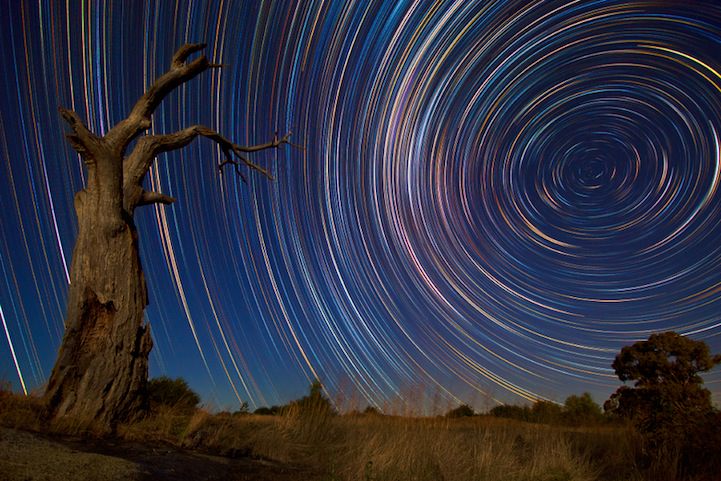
[45,43,290,428]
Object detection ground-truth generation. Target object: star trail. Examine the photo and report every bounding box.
[2,0,721,411]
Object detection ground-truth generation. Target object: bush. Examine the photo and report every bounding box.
[253,406,281,415]
[680,410,721,479]
[363,406,381,416]
[147,376,200,412]
[490,404,531,422]
[283,380,336,416]
[445,404,475,418]
[530,400,563,424]
[563,393,603,426]
[491,396,604,427]
[0,381,44,430]
[490,401,563,424]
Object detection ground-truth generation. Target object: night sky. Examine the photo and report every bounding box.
[2,0,721,412]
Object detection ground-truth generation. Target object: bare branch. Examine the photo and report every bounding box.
[65,134,88,156]
[105,44,220,151]
[58,107,101,158]
[138,191,176,206]
[110,43,294,212]
[233,131,293,153]
[125,125,291,189]
[59,107,91,134]
[171,43,207,68]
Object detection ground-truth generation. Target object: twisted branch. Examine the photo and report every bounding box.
[125,125,291,198]
[106,42,222,151]
[58,107,102,159]
[59,43,293,211]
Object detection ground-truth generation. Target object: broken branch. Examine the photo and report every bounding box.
[106,43,220,150]
[138,191,176,206]
[58,107,101,158]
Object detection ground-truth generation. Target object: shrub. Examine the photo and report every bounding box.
[531,400,564,424]
[563,393,603,426]
[363,405,381,416]
[0,381,44,430]
[232,401,249,416]
[253,406,281,415]
[147,376,200,412]
[490,404,531,422]
[283,380,336,416]
[445,403,475,418]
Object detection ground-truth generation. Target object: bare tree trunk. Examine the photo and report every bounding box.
[45,183,152,426]
[44,44,291,429]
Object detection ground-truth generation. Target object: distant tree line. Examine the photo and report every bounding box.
[146,377,338,418]
[149,331,720,480]
[487,392,604,426]
[252,380,336,417]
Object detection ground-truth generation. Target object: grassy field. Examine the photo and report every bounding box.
[142,411,639,481]
[0,384,654,481]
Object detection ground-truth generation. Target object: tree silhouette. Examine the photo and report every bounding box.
[147,376,200,413]
[445,403,475,418]
[44,44,290,429]
[286,380,336,416]
[605,331,721,474]
[605,331,720,428]
[563,392,602,426]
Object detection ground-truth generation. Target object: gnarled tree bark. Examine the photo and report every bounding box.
[45,43,290,429]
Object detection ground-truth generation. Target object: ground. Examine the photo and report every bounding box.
[0,427,321,481]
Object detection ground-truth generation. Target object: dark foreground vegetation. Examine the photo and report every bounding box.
[1,331,719,480]
[0,383,715,481]
[0,382,636,481]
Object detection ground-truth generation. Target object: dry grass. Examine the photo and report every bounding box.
[117,407,640,481]
[0,384,650,481]
[0,381,45,431]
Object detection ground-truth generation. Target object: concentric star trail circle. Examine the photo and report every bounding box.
[1,1,720,409]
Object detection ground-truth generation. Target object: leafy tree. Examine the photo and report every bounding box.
[489,404,531,422]
[563,392,603,425]
[530,400,563,424]
[147,376,200,412]
[605,332,721,478]
[613,332,720,389]
[605,331,720,430]
[288,380,336,415]
[445,403,475,418]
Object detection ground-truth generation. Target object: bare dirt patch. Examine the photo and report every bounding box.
[0,427,320,481]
